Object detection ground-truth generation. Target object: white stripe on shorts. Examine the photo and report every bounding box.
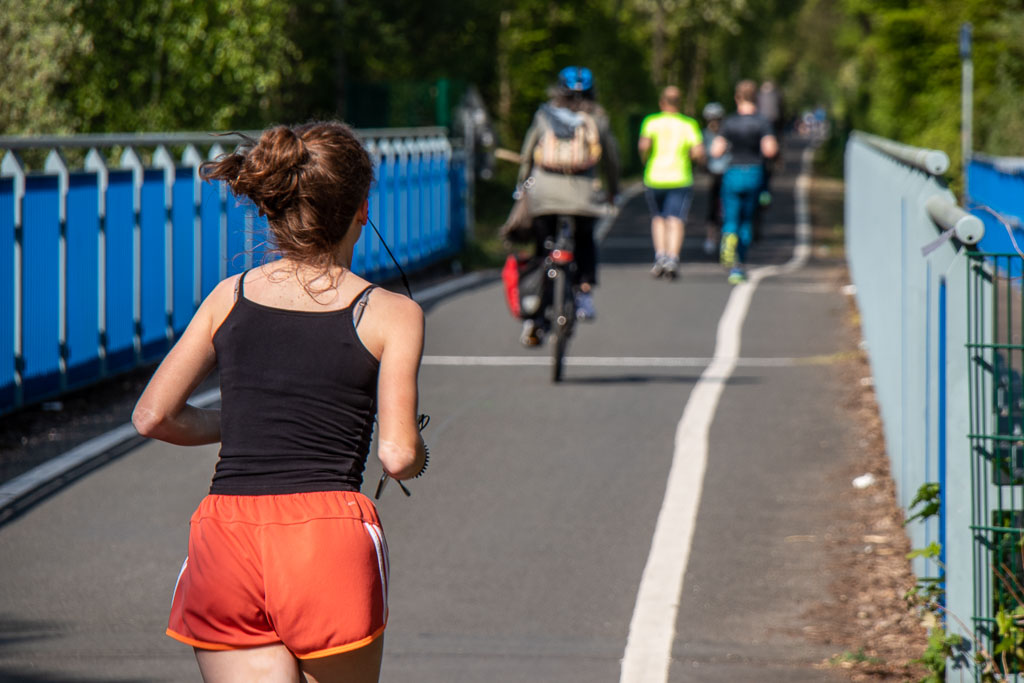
[171,556,188,607]
[364,523,389,622]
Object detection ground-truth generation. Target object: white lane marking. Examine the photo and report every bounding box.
[596,183,646,243]
[422,355,821,368]
[619,145,815,682]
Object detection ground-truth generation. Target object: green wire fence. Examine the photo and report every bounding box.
[967,251,1024,674]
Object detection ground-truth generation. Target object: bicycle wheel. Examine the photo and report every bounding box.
[550,268,574,382]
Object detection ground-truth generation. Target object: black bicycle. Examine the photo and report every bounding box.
[544,215,577,382]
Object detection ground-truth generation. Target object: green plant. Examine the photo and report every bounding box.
[829,648,884,666]
[904,482,954,683]
[903,484,1024,681]
[911,626,963,683]
[980,557,1024,681]
[905,482,941,525]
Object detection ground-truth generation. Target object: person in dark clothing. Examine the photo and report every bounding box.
[700,101,729,256]
[755,80,784,214]
[133,122,427,683]
[711,80,778,283]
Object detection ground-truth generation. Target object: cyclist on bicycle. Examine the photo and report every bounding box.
[515,65,619,346]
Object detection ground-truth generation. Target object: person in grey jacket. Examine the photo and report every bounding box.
[515,66,619,344]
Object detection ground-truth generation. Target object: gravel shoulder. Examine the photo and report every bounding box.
[807,174,930,680]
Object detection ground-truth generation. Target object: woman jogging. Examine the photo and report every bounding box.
[711,80,778,283]
[132,121,427,683]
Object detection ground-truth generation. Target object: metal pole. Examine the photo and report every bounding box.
[960,22,973,198]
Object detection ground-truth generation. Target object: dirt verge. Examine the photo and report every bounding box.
[807,174,931,680]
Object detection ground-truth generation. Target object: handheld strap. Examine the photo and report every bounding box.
[352,285,378,329]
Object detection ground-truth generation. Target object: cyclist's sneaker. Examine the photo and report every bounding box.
[720,233,738,267]
[520,319,543,346]
[662,257,679,280]
[702,238,717,255]
[727,268,746,285]
[575,291,596,321]
[650,255,666,278]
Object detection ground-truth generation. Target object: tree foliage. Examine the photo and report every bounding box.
[1,0,1022,167]
[0,0,89,134]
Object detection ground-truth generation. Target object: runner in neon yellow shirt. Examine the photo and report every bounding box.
[638,86,705,279]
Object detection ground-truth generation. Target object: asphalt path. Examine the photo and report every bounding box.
[0,139,854,682]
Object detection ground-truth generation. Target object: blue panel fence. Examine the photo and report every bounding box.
[968,154,1024,264]
[0,127,468,415]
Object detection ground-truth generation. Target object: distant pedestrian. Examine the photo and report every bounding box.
[755,80,784,207]
[712,80,778,284]
[700,101,729,256]
[756,80,784,141]
[133,121,428,682]
[638,85,705,280]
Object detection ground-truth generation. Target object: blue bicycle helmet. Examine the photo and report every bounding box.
[558,66,594,94]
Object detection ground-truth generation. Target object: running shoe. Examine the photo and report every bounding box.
[575,291,596,321]
[662,257,679,280]
[650,256,666,278]
[727,268,746,285]
[759,190,772,206]
[520,319,543,346]
[720,233,738,267]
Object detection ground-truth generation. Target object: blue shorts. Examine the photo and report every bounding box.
[644,186,693,220]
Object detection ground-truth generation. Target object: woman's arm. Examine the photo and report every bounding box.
[761,134,779,160]
[132,277,234,445]
[373,293,427,480]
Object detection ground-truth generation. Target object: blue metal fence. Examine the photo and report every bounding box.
[968,154,1024,260]
[0,127,468,415]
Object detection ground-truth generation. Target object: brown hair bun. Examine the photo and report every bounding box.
[201,121,374,270]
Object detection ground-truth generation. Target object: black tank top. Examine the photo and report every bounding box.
[209,271,380,495]
[720,113,773,166]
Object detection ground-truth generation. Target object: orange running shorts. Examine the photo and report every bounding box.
[166,490,388,658]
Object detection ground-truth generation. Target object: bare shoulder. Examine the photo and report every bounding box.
[369,288,424,329]
[199,273,243,329]
[207,273,242,307]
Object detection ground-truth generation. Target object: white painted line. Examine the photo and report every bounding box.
[0,199,630,514]
[0,270,500,514]
[619,145,816,682]
[422,355,813,368]
[0,387,220,512]
[596,183,645,243]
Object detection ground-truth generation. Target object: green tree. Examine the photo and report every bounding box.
[65,0,301,132]
[0,0,89,134]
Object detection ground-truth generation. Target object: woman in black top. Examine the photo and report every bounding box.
[133,122,426,682]
[711,80,779,283]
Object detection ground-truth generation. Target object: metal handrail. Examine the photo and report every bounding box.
[852,131,950,176]
[925,195,984,244]
[0,126,449,150]
[971,152,1024,175]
